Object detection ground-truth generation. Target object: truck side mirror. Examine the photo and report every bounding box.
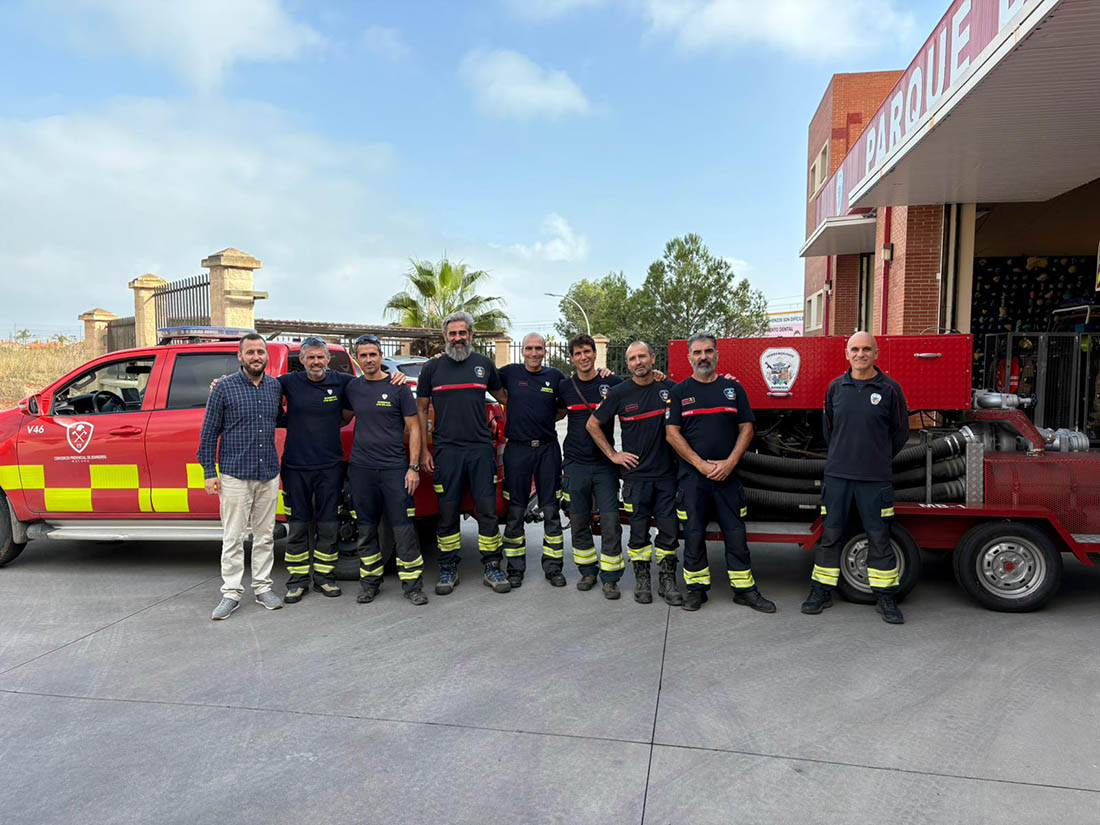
[17,395,39,414]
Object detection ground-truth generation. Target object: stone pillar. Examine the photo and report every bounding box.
[128,274,168,347]
[202,248,267,330]
[494,336,512,367]
[78,308,119,357]
[593,334,609,370]
[398,340,414,356]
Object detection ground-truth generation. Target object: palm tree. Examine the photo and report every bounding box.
[384,257,510,331]
[15,328,31,345]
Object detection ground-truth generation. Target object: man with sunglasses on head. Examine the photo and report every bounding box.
[344,335,428,605]
[417,311,510,596]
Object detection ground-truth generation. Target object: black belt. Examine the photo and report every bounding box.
[512,439,552,448]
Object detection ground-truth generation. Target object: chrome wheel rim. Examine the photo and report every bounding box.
[841,536,905,594]
[975,537,1046,600]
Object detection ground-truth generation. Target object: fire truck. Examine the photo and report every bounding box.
[664,334,1100,612]
[0,330,505,579]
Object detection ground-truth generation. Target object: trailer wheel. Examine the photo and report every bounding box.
[836,524,922,604]
[952,521,1061,612]
[0,491,27,567]
[334,516,396,582]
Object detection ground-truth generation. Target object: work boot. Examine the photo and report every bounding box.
[633,561,652,604]
[483,563,512,594]
[657,560,683,606]
[405,589,429,606]
[316,581,342,598]
[577,574,598,591]
[602,581,621,600]
[507,569,524,589]
[356,584,379,604]
[681,590,709,612]
[435,567,459,596]
[876,593,905,624]
[284,585,308,604]
[545,571,567,587]
[800,584,834,615]
[211,597,240,620]
[734,588,777,614]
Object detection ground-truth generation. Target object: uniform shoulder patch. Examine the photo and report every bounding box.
[474,365,487,379]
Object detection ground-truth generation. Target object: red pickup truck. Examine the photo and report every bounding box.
[0,337,505,574]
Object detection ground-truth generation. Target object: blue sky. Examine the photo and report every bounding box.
[0,0,950,337]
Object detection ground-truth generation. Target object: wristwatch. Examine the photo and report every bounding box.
[409,464,420,472]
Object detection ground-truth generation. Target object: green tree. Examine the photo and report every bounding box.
[384,257,510,331]
[15,328,31,345]
[632,234,769,342]
[552,271,642,344]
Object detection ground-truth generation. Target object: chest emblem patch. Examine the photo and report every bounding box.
[870,392,882,405]
[723,387,736,400]
[327,388,333,395]
[761,347,800,394]
[474,366,487,379]
[681,396,695,406]
[598,384,610,398]
[658,389,669,403]
[382,393,388,399]
[625,403,639,413]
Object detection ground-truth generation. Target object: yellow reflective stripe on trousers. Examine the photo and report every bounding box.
[438,533,462,551]
[867,566,900,587]
[313,563,335,574]
[314,551,339,562]
[287,566,311,575]
[284,551,310,562]
[477,534,502,552]
[397,556,424,568]
[361,566,384,577]
[740,506,748,518]
[820,505,827,515]
[627,545,652,562]
[655,547,676,561]
[599,553,625,572]
[573,546,597,565]
[562,492,571,502]
[406,508,416,518]
[398,570,422,580]
[433,483,444,493]
[676,509,688,521]
[623,502,634,513]
[542,546,564,559]
[360,552,382,565]
[683,567,710,586]
[811,564,840,586]
[728,569,756,588]
[881,507,895,518]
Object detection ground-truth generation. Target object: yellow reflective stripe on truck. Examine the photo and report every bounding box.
[0,464,45,490]
[89,464,140,489]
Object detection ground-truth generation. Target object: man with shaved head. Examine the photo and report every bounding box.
[497,332,569,588]
[802,331,910,624]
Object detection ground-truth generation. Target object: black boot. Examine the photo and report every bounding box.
[800,584,833,614]
[876,593,905,624]
[734,588,777,614]
[356,584,379,604]
[602,581,621,600]
[657,559,683,606]
[545,571,566,587]
[633,561,652,604]
[577,574,598,591]
[682,590,708,612]
[507,568,524,589]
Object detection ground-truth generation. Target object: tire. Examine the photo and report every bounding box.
[836,523,922,604]
[0,490,27,567]
[334,515,398,582]
[952,521,1062,612]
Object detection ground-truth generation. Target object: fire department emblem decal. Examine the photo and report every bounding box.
[474,366,487,379]
[327,388,333,395]
[870,392,882,405]
[598,384,609,398]
[57,419,94,454]
[658,389,669,402]
[382,393,388,400]
[723,387,736,400]
[761,348,800,393]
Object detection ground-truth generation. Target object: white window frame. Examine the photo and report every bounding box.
[808,141,829,199]
[805,289,825,331]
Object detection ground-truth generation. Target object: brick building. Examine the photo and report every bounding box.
[800,0,1100,348]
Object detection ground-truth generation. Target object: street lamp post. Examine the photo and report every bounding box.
[545,292,591,336]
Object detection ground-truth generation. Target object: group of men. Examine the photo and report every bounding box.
[199,314,909,625]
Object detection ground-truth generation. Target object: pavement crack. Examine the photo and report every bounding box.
[0,574,220,677]
[640,605,672,825]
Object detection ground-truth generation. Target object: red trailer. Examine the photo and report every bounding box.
[656,334,1100,612]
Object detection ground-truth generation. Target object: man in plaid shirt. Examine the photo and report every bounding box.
[198,333,285,620]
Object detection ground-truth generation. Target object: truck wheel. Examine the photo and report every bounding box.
[836,524,922,604]
[952,521,1061,612]
[0,491,27,567]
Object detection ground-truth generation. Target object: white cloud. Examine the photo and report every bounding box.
[362,24,410,61]
[500,214,591,263]
[501,0,610,20]
[641,0,917,59]
[59,0,322,91]
[459,49,590,119]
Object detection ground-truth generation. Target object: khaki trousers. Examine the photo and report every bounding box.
[219,474,280,600]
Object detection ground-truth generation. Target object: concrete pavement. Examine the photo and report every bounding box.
[1,527,1099,824]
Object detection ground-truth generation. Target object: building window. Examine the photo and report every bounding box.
[805,289,825,331]
[808,142,829,199]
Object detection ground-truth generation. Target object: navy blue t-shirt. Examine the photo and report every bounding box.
[278,370,352,470]
[666,376,755,475]
[823,367,909,482]
[416,352,502,448]
[593,377,676,480]
[499,364,564,442]
[559,373,623,465]
[343,377,417,469]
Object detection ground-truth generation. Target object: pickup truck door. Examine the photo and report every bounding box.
[143,349,246,518]
[17,353,158,516]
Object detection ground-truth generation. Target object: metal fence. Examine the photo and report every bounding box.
[106,317,136,352]
[981,332,1100,437]
[604,342,668,376]
[507,340,572,372]
[154,274,211,329]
